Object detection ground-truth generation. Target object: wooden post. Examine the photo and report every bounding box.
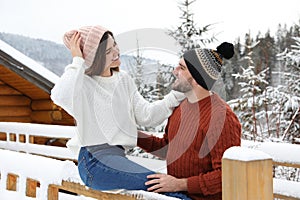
[7,173,18,191]
[222,146,273,200]
[48,185,59,200]
[26,178,38,197]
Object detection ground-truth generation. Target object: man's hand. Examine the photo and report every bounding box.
[145,174,187,193]
[70,31,83,58]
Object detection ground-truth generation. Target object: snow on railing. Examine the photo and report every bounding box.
[241,140,300,199]
[0,122,77,160]
[242,139,300,168]
[0,122,175,200]
[0,149,79,199]
[1,122,300,199]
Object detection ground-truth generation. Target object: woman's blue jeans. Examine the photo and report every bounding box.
[78,146,191,200]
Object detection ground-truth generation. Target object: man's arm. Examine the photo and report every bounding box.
[137,131,169,159]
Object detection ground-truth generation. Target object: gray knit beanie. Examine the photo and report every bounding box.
[183,42,234,90]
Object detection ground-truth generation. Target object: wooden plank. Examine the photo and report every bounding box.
[0,85,22,95]
[31,110,62,123]
[31,99,58,111]
[273,161,300,169]
[51,181,136,200]
[0,116,31,122]
[274,193,300,200]
[7,173,18,191]
[0,106,31,117]
[0,96,31,106]
[0,65,49,100]
[26,178,38,197]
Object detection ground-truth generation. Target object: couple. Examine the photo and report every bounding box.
[51,25,241,200]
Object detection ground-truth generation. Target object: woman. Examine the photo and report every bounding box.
[51,25,190,200]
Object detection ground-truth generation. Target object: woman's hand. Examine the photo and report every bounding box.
[70,31,83,58]
[145,174,188,193]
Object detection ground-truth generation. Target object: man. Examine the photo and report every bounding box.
[137,42,241,200]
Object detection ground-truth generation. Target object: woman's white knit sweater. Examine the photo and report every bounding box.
[51,57,184,155]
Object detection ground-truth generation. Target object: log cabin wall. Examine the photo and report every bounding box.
[0,80,31,123]
[0,64,74,145]
[0,64,74,125]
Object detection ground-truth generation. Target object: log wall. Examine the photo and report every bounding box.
[0,80,74,144]
[0,80,73,125]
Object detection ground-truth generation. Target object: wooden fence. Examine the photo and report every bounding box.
[1,122,300,199]
[0,122,136,200]
[222,145,300,200]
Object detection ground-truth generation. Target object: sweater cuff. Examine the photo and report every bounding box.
[137,131,153,151]
[187,176,202,194]
[65,57,85,71]
[165,90,186,108]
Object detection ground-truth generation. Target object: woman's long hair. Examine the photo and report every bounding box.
[85,31,120,76]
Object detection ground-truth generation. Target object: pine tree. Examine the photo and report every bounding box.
[276,36,300,142]
[167,0,217,55]
[228,41,269,141]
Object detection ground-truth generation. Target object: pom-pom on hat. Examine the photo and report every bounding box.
[183,42,234,90]
[63,25,108,67]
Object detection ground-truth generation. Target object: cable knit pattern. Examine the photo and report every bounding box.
[51,57,185,155]
[138,94,241,200]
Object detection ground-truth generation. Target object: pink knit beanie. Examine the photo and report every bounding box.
[63,25,108,67]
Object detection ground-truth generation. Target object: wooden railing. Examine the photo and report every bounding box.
[0,122,137,200]
[222,144,300,200]
[1,122,300,199]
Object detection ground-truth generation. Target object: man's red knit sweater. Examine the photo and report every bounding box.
[138,94,241,200]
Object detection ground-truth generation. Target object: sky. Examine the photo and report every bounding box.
[0,0,299,59]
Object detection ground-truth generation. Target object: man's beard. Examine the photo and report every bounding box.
[172,77,193,93]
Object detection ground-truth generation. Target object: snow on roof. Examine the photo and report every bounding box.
[0,39,59,84]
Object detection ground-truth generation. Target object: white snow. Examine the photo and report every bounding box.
[274,178,300,199]
[242,139,300,165]
[0,39,59,84]
[0,149,81,199]
[1,122,300,199]
[0,122,174,199]
[223,146,272,161]
[0,122,77,160]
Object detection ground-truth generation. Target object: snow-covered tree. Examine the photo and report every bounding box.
[167,0,217,55]
[228,41,269,141]
[229,66,269,140]
[276,36,300,142]
[229,37,300,143]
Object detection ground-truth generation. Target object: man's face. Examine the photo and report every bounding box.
[172,58,194,93]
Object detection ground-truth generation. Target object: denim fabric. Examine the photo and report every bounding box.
[78,146,191,200]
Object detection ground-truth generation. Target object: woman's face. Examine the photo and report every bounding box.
[102,35,120,76]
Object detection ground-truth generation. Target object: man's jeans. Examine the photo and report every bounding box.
[78,146,191,200]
